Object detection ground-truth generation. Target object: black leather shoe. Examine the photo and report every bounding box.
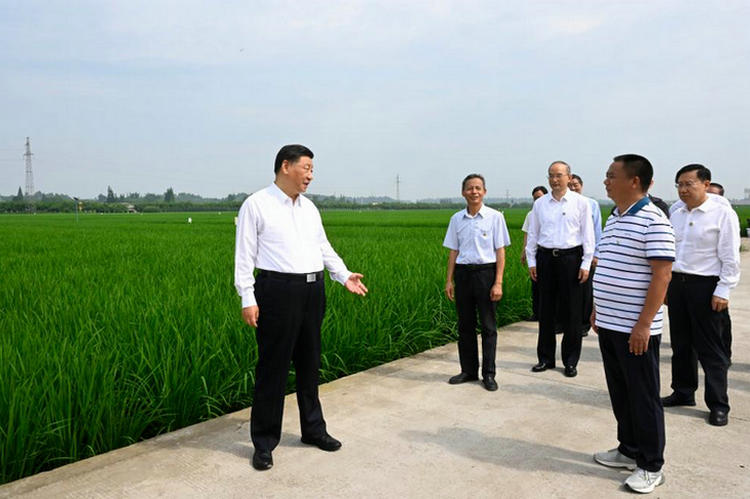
[531,362,555,372]
[448,372,479,384]
[709,409,728,426]
[482,376,498,391]
[661,393,696,407]
[564,366,577,377]
[252,449,273,471]
[301,433,342,452]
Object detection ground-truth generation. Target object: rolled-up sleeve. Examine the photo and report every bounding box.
[580,197,595,271]
[714,210,741,299]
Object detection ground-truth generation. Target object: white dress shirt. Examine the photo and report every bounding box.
[524,190,595,270]
[234,183,352,308]
[443,204,511,264]
[521,211,532,233]
[670,194,741,299]
[585,196,603,246]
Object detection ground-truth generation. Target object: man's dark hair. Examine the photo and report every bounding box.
[674,163,711,183]
[274,144,314,174]
[613,154,653,193]
[570,174,583,184]
[532,185,548,196]
[648,194,670,218]
[709,182,725,196]
[462,173,486,190]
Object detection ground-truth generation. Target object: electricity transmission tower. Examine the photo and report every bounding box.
[24,137,34,198]
[396,174,400,202]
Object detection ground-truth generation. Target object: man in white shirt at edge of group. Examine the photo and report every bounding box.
[591,153,674,494]
[525,161,595,378]
[661,164,740,427]
[669,181,736,365]
[234,144,368,471]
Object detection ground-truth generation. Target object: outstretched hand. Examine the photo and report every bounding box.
[345,273,368,296]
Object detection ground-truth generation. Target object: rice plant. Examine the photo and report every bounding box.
[0,209,532,484]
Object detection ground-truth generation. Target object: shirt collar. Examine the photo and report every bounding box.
[692,196,716,213]
[676,195,716,214]
[614,196,650,216]
[548,189,572,203]
[269,182,302,207]
[463,203,488,218]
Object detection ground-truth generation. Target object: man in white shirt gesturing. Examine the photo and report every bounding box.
[235,145,368,471]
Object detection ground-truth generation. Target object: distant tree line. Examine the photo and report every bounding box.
[0,188,537,214]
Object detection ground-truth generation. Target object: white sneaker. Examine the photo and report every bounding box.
[624,467,664,494]
[593,448,637,470]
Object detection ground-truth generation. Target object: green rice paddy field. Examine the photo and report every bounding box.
[2,205,748,484]
[0,208,531,484]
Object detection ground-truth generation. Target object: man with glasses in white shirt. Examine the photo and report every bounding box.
[235,144,368,470]
[661,165,740,427]
[525,161,595,377]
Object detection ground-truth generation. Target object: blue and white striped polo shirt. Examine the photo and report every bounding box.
[593,197,675,335]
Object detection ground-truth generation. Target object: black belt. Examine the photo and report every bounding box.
[672,272,718,283]
[455,263,496,271]
[537,245,582,257]
[257,269,324,283]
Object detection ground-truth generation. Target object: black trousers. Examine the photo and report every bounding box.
[251,272,327,452]
[722,309,732,361]
[454,265,498,378]
[536,246,584,367]
[579,265,594,335]
[598,328,665,472]
[530,278,540,320]
[667,273,730,412]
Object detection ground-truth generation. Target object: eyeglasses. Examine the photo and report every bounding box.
[675,181,698,189]
[548,174,567,180]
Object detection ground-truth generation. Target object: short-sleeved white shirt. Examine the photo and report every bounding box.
[443,204,511,264]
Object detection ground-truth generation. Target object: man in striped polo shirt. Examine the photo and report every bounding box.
[591,154,675,494]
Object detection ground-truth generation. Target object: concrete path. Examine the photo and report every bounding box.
[3,244,750,498]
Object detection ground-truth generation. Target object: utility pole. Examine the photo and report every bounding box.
[24,137,34,198]
[396,174,401,202]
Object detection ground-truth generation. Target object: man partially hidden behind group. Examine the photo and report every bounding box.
[525,161,595,377]
[234,144,368,471]
[521,185,548,321]
[444,174,511,391]
[591,154,674,494]
[568,174,602,337]
[661,165,740,426]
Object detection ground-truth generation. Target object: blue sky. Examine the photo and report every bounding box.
[0,0,747,200]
